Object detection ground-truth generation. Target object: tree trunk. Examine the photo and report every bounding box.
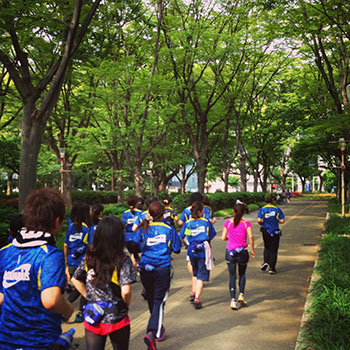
[134,162,145,198]
[196,158,207,194]
[239,149,247,192]
[117,171,124,203]
[6,172,13,196]
[223,167,229,193]
[19,101,45,209]
[62,162,73,208]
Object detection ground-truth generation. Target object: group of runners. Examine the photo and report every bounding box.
[0,188,285,350]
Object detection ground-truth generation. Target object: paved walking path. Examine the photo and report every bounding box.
[63,200,328,350]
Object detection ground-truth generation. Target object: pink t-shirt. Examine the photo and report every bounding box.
[224,219,251,251]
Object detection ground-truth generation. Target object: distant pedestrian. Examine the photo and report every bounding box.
[222,204,256,310]
[286,189,291,203]
[72,216,136,350]
[179,201,216,309]
[88,203,104,245]
[134,201,181,350]
[162,196,178,227]
[257,193,285,274]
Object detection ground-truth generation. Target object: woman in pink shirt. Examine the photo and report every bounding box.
[221,204,256,310]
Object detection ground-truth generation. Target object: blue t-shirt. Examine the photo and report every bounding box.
[179,206,212,223]
[122,209,142,242]
[163,206,177,227]
[64,222,89,267]
[0,243,65,349]
[135,222,181,268]
[179,218,216,258]
[257,204,285,234]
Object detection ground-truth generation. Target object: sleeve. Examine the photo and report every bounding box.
[170,227,181,253]
[179,223,187,239]
[179,209,187,223]
[278,208,285,220]
[72,259,87,282]
[224,219,230,230]
[257,208,263,219]
[121,212,127,226]
[119,256,137,286]
[134,227,144,247]
[245,220,252,229]
[173,208,177,216]
[39,249,66,291]
[203,207,212,220]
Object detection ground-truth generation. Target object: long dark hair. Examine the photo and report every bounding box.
[191,201,203,219]
[137,201,164,232]
[127,195,139,215]
[85,216,125,287]
[70,202,91,231]
[233,204,245,227]
[91,203,104,225]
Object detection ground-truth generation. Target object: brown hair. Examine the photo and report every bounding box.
[23,188,65,232]
[127,195,139,214]
[191,201,204,219]
[137,201,164,232]
[233,204,245,227]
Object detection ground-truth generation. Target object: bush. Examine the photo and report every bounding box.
[305,235,350,350]
[291,191,303,198]
[324,216,350,236]
[103,203,129,218]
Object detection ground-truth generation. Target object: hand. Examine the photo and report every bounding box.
[251,251,256,258]
[65,266,71,282]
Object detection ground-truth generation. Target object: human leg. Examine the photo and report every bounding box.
[227,262,237,300]
[109,324,130,350]
[140,270,155,313]
[85,329,107,350]
[269,235,280,272]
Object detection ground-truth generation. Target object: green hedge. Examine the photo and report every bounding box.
[324,216,350,236]
[305,235,350,350]
[172,192,266,214]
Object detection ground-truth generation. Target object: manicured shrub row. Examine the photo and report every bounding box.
[172,192,266,214]
[305,234,350,350]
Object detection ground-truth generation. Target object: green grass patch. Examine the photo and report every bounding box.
[324,216,350,236]
[304,235,350,350]
[215,208,234,217]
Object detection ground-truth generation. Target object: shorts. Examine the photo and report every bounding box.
[190,257,209,281]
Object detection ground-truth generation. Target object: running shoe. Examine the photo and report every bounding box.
[144,332,157,350]
[230,299,238,310]
[260,262,269,271]
[238,294,247,307]
[156,326,166,342]
[189,293,195,303]
[193,300,203,309]
[269,267,277,274]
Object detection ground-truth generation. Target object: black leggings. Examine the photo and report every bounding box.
[85,325,130,350]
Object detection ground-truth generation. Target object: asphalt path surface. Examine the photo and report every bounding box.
[63,200,328,350]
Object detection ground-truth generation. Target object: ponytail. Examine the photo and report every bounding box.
[233,204,245,227]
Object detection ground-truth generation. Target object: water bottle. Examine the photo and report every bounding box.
[144,264,155,271]
[235,247,244,254]
[49,328,75,350]
[193,242,204,253]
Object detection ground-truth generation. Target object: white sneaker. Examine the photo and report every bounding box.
[230,299,238,310]
[238,294,247,306]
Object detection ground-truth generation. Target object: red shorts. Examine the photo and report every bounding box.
[84,315,130,335]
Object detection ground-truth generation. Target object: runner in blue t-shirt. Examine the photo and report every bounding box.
[0,188,74,350]
[87,203,104,245]
[179,201,216,309]
[64,202,91,322]
[134,201,181,349]
[122,195,143,271]
[257,193,285,274]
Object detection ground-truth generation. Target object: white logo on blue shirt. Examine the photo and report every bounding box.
[265,212,276,218]
[3,264,31,288]
[127,218,136,224]
[69,232,83,242]
[146,234,167,246]
[191,226,206,236]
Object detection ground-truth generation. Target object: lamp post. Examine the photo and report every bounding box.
[339,138,346,217]
[60,148,65,194]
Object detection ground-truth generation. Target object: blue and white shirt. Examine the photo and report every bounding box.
[257,204,285,235]
[65,222,90,267]
[179,218,216,258]
[179,206,212,223]
[0,243,65,349]
[122,209,142,242]
[135,222,181,268]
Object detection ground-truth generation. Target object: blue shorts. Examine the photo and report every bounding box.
[190,257,210,281]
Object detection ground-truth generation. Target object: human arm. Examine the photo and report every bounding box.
[247,226,256,258]
[41,286,74,321]
[71,277,87,298]
[63,243,70,282]
[121,284,132,306]
[221,226,228,241]
[0,292,3,305]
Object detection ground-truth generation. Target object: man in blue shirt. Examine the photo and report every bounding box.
[257,193,285,274]
[0,188,74,350]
